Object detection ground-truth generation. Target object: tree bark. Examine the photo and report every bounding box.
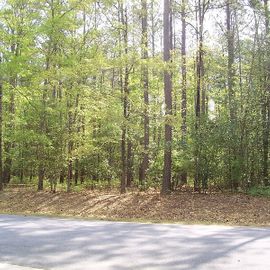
[181,0,187,185]
[3,31,17,184]
[139,0,150,185]
[162,0,173,194]
[226,0,238,190]
[67,96,73,193]
[263,0,270,186]
[126,140,133,187]
[37,76,48,191]
[37,165,44,191]
[194,0,204,192]
[0,65,3,191]
[119,1,129,193]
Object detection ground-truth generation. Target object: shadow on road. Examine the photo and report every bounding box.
[0,215,269,270]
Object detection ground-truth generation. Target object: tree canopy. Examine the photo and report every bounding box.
[0,0,269,194]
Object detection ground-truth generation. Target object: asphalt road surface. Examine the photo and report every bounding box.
[0,214,269,270]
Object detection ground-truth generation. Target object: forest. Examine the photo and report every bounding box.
[0,0,269,195]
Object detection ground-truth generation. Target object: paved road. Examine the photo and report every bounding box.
[0,215,269,270]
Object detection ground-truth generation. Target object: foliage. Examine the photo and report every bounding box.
[0,0,269,193]
[248,187,270,198]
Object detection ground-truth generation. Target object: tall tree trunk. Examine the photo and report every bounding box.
[126,140,133,187]
[73,92,80,187]
[181,0,187,185]
[263,0,270,186]
[121,125,127,193]
[74,158,79,186]
[37,76,48,191]
[3,34,17,184]
[0,66,3,191]
[121,61,129,192]
[235,10,245,186]
[226,0,238,190]
[139,0,150,185]
[37,165,44,191]
[227,1,236,122]
[119,2,129,193]
[194,0,203,192]
[151,0,155,57]
[80,104,86,184]
[162,0,173,194]
[67,96,73,192]
[3,90,15,184]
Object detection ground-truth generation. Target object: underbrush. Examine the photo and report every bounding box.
[4,176,270,198]
[247,186,270,197]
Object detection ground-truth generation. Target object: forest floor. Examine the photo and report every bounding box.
[0,188,270,226]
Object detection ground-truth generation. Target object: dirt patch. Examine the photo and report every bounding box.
[0,189,269,226]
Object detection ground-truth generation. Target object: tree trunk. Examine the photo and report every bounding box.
[226,0,238,190]
[80,166,85,184]
[67,97,73,192]
[59,169,65,184]
[151,0,155,57]
[38,164,44,191]
[37,78,48,191]
[263,0,270,186]
[3,54,16,184]
[162,0,173,194]
[181,0,187,185]
[121,126,127,193]
[139,0,150,185]
[120,2,129,193]
[194,0,204,192]
[126,140,133,187]
[74,158,79,186]
[0,68,3,191]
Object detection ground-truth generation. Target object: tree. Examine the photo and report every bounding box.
[194,0,209,192]
[119,0,129,193]
[0,0,268,194]
[262,0,270,186]
[0,56,3,191]
[162,0,173,194]
[180,0,187,185]
[139,0,150,185]
[226,0,238,190]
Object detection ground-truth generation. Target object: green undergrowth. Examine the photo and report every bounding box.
[247,186,270,197]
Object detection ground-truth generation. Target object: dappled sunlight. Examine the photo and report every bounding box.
[1,190,270,226]
[0,215,270,270]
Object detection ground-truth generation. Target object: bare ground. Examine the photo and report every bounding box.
[0,189,269,226]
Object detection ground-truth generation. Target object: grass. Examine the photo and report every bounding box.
[247,186,270,197]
